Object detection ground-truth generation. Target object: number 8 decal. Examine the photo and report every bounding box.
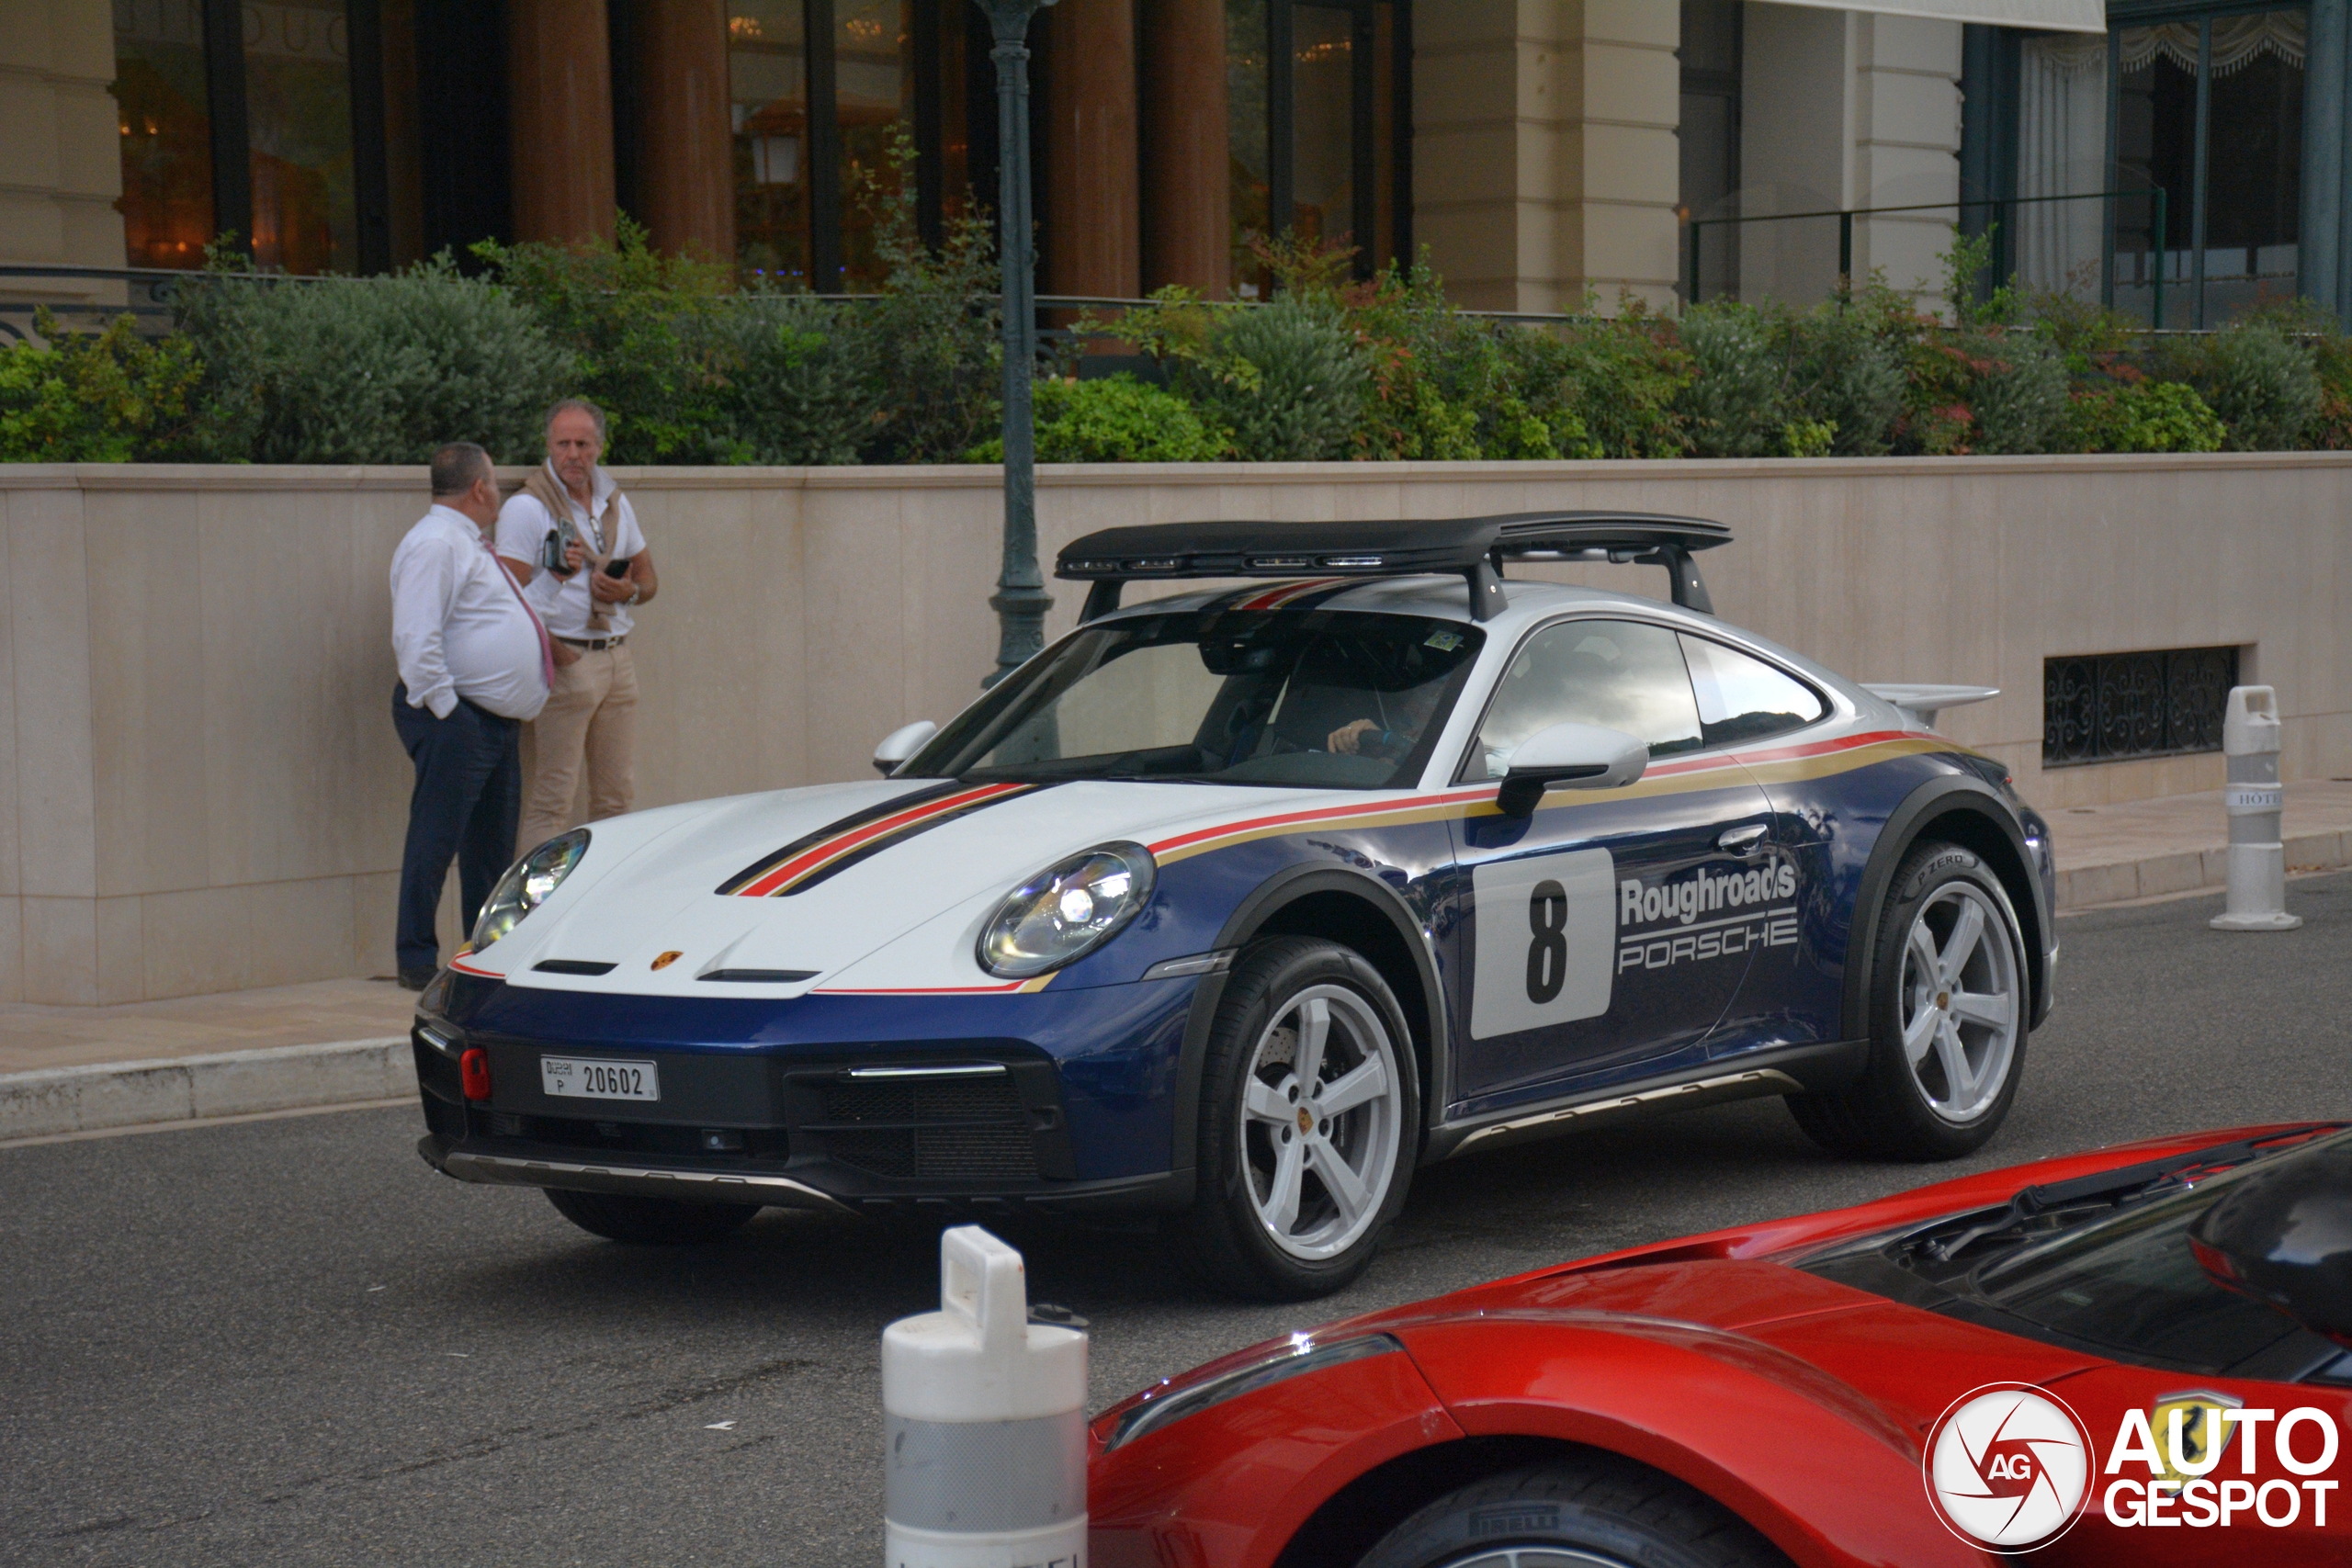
[1526,880,1568,1003]
[1470,849,1614,1040]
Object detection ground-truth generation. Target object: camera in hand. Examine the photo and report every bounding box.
[538,516,580,576]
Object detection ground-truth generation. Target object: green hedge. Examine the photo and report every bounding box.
[10,220,2352,465]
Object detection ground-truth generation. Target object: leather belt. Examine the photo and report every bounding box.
[556,634,627,651]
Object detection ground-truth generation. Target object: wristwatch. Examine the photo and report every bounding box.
[627,583,642,605]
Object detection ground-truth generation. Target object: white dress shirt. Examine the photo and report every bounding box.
[390,505,552,721]
[495,462,647,639]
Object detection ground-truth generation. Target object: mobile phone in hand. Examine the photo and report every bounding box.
[603,556,632,579]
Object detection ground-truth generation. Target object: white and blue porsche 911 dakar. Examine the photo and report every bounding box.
[412,513,2058,1299]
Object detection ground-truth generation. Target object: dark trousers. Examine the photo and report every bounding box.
[392,682,522,972]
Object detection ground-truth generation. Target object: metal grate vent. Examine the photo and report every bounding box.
[2043,647,2237,766]
[808,1074,1036,1182]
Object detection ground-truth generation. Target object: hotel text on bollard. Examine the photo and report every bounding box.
[883,1226,1088,1568]
[2211,686,2302,931]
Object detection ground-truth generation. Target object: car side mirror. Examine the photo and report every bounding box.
[1497,721,1647,817]
[873,720,937,776]
[2188,1136,2352,1348]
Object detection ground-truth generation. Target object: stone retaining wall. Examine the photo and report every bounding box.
[1,452,2344,1001]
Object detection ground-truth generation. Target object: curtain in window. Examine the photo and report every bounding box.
[2015,32,2107,297]
[2116,14,2304,75]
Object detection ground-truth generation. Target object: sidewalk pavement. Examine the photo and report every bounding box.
[2045,777,2352,910]
[5,780,2349,1143]
[0,976,416,1143]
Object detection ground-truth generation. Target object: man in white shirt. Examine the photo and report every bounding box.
[389,443,571,988]
[495,398,660,853]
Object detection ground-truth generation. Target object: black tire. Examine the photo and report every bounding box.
[1179,936,1420,1301]
[1787,839,2030,1161]
[1357,1455,1791,1568]
[544,1188,762,1245]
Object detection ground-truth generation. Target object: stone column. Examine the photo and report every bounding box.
[1743,5,1961,315]
[1414,1,1680,314]
[509,0,619,245]
[2,0,125,296]
[631,0,738,261]
[1046,0,1141,299]
[1140,0,1228,298]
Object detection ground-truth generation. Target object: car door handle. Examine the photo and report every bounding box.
[1717,824,1770,854]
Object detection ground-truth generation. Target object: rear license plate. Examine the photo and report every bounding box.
[540,1055,660,1101]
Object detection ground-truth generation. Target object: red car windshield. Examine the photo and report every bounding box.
[1802,1127,2352,1383]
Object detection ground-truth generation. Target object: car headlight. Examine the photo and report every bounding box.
[977,842,1157,978]
[1102,1333,1403,1451]
[469,829,590,951]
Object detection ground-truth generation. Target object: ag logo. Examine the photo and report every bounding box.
[1923,1382,2092,1552]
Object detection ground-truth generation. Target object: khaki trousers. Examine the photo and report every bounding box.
[518,642,638,854]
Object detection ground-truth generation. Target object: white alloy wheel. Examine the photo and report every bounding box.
[1237,983,1406,1261]
[1897,882,2021,1123]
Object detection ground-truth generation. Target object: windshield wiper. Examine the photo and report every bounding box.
[1909,1125,2345,1267]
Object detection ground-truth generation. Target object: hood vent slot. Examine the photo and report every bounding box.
[699,968,820,984]
[533,959,617,976]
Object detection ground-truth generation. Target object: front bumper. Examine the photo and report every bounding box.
[411,1016,1193,1217]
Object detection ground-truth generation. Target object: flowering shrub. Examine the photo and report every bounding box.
[0,311,201,462]
[12,212,2350,465]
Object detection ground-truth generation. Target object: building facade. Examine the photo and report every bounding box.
[3,1,2341,322]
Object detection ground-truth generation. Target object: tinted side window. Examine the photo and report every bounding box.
[1680,635,1826,747]
[1469,619,1703,779]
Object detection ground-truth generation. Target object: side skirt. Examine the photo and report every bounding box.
[1421,1038,1869,1164]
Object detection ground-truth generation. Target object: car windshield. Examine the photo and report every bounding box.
[904,607,1485,789]
[1800,1127,2352,1381]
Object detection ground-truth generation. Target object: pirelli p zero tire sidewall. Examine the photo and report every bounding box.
[1181,935,1419,1303]
[1791,840,2030,1162]
[1357,1455,1792,1568]
[543,1188,763,1245]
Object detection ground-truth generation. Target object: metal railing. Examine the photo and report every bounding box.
[1687,188,2168,325]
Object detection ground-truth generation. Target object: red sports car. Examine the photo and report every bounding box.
[1088,1123,2352,1566]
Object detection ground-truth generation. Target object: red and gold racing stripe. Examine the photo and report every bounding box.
[718,782,1044,897]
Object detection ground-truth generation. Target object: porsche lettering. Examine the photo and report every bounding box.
[1616,908,1800,973]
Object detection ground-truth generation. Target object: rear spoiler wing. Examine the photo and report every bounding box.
[1862,684,2000,728]
[1057,512,1734,623]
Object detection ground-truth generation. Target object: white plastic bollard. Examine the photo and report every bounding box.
[883,1226,1087,1568]
[2210,685,2302,931]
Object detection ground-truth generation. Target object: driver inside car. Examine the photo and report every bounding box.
[1325,679,1446,759]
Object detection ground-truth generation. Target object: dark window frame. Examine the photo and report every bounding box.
[1243,0,1414,285]
[1967,2,2312,325]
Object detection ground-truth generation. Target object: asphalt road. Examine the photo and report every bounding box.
[6,875,2351,1566]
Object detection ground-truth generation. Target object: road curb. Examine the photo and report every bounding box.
[2054,829,2352,911]
[0,1037,415,1144]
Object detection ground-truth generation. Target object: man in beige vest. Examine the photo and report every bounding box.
[495,398,661,853]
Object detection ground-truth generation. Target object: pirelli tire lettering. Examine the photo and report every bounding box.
[1617,862,1800,975]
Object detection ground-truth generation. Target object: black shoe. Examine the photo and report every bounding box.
[397,967,438,992]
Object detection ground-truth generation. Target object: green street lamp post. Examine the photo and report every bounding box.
[977,0,1057,685]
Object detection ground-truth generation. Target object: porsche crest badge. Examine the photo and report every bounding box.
[650,951,684,971]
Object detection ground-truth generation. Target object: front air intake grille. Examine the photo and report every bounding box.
[804,1073,1038,1183]
[820,1077,1020,1124]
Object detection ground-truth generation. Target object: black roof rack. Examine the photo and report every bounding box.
[1057,512,1732,623]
